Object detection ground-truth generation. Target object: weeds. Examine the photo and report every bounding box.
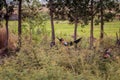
[0,35,120,80]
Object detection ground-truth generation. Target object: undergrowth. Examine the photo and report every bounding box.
[0,35,120,80]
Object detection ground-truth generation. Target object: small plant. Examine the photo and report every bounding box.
[116,28,120,46]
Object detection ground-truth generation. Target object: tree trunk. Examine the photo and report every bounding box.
[74,17,78,41]
[29,28,32,43]
[18,0,22,48]
[100,0,104,39]
[5,15,9,49]
[3,0,9,49]
[50,0,55,46]
[90,0,94,49]
[74,16,78,48]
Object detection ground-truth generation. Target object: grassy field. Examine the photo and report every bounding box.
[45,20,120,38]
[7,20,120,38]
[0,20,120,80]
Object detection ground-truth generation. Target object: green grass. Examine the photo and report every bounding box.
[6,20,120,39]
[45,20,120,38]
[0,20,120,80]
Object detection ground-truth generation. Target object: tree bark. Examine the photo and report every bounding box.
[3,0,9,49]
[100,0,104,39]
[74,16,78,48]
[5,15,9,48]
[74,16,78,41]
[50,0,55,46]
[90,0,94,49]
[18,0,22,48]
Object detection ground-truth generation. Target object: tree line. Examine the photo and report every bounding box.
[47,0,119,48]
[0,0,120,51]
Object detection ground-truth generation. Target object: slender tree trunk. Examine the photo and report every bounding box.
[74,16,78,41]
[100,0,104,39]
[3,0,9,49]
[29,28,32,43]
[5,15,9,49]
[90,0,94,49]
[50,0,55,46]
[74,16,78,48]
[18,0,22,48]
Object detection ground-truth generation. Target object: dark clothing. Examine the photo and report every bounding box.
[103,49,112,58]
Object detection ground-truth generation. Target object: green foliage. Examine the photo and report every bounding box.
[95,19,100,25]
[22,13,48,42]
[104,12,116,22]
[0,0,4,10]
[0,0,4,20]
[21,0,49,42]
[47,0,91,24]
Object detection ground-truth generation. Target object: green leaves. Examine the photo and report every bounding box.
[47,0,91,24]
[0,0,4,10]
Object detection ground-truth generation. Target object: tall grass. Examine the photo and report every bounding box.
[0,34,120,80]
[0,20,120,80]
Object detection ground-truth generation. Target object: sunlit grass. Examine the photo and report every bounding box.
[7,20,120,39]
[45,20,120,38]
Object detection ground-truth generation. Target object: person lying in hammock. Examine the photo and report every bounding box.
[103,48,113,59]
[57,37,82,46]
